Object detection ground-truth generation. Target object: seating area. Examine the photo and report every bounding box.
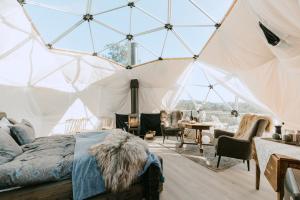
[1,0,300,200]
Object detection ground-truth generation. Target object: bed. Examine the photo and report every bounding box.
[0,129,163,200]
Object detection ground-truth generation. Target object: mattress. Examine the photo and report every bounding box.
[0,135,75,190]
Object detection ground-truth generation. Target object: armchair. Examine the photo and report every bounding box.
[284,168,300,200]
[139,113,161,139]
[115,113,128,131]
[160,110,183,143]
[214,114,271,170]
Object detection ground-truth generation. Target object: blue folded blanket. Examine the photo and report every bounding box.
[72,132,162,200]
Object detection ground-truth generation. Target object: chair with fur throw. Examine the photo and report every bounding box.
[160,110,183,143]
[214,114,272,170]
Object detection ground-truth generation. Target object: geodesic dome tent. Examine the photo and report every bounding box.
[0,0,298,136]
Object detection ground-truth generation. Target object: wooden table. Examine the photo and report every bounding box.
[179,122,213,153]
[253,138,300,200]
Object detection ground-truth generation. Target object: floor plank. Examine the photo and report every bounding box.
[148,139,275,200]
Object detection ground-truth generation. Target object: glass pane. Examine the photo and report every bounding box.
[163,31,191,58]
[185,86,210,102]
[94,7,129,34]
[172,0,213,25]
[135,0,167,23]
[91,0,128,15]
[135,44,158,64]
[29,0,88,14]
[55,22,93,53]
[131,8,163,35]
[100,40,129,65]
[238,98,267,115]
[193,0,234,22]
[174,26,215,55]
[25,4,81,43]
[90,21,125,52]
[213,85,236,104]
[185,64,214,86]
[23,0,232,65]
[134,29,166,58]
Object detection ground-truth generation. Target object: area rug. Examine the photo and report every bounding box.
[156,137,241,172]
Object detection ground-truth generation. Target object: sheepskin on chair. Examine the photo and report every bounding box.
[89,131,149,192]
[235,114,273,138]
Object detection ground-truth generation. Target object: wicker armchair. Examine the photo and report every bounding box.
[64,118,88,134]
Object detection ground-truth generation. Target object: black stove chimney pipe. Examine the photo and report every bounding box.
[130,79,139,114]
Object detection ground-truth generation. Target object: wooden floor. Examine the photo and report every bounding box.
[148,139,276,200]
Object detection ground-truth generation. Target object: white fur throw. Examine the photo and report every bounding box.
[235,114,273,138]
[89,131,149,192]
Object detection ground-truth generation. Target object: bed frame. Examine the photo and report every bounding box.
[0,159,163,200]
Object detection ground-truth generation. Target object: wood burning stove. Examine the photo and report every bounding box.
[129,79,139,135]
[128,114,139,128]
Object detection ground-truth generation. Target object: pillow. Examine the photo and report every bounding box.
[8,118,18,125]
[0,112,7,119]
[0,129,23,165]
[21,119,34,129]
[10,122,35,145]
[0,117,12,134]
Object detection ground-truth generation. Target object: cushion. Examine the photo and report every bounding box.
[21,119,34,129]
[0,129,23,165]
[10,122,35,145]
[8,118,18,125]
[284,168,300,200]
[0,117,13,134]
[0,112,7,119]
[160,111,171,127]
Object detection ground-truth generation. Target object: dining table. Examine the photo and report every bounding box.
[179,122,214,153]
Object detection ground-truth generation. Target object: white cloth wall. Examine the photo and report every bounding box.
[200,0,300,129]
[80,59,193,118]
